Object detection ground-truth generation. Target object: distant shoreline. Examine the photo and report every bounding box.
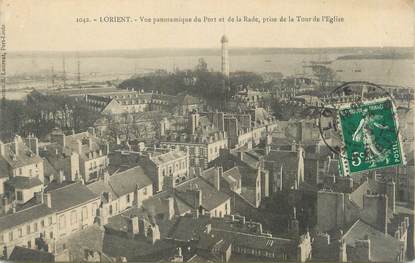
[337,53,413,60]
[6,47,413,59]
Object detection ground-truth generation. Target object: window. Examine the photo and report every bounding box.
[48,217,52,226]
[143,187,147,195]
[27,240,31,248]
[71,211,77,225]
[82,206,88,221]
[126,194,130,203]
[59,215,66,230]
[19,168,22,175]
[8,232,13,241]
[33,223,38,232]
[18,228,22,237]
[26,225,30,234]
[50,232,53,239]
[16,191,23,201]
[40,220,45,228]
[109,205,113,215]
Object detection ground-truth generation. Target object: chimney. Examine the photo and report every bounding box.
[88,127,96,136]
[88,138,93,151]
[12,201,16,213]
[195,167,202,177]
[25,136,39,156]
[0,141,4,156]
[35,190,44,204]
[103,171,109,184]
[97,206,108,227]
[386,181,396,214]
[105,142,110,154]
[127,216,139,239]
[43,192,52,208]
[76,140,82,154]
[166,197,174,220]
[13,135,20,155]
[214,167,222,191]
[151,224,160,244]
[238,151,244,161]
[2,196,8,214]
[196,189,202,208]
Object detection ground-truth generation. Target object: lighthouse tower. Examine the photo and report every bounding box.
[221,35,229,78]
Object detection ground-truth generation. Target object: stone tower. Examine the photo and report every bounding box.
[221,35,229,78]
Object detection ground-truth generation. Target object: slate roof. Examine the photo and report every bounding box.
[9,246,54,262]
[0,204,54,232]
[175,177,230,211]
[6,176,43,189]
[0,141,42,169]
[211,229,293,252]
[222,167,242,187]
[43,158,58,178]
[168,215,294,253]
[108,166,152,197]
[199,167,219,187]
[151,151,186,166]
[87,180,116,197]
[343,220,402,262]
[48,182,99,212]
[168,215,211,241]
[265,150,299,171]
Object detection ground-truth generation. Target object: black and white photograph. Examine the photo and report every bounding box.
[0,0,413,262]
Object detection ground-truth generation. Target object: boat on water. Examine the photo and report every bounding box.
[310,60,332,65]
[264,59,272,62]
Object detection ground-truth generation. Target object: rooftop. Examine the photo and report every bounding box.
[48,182,99,212]
[9,246,54,262]
[6,176,43,189]
[150,150,187,166]
[343,219,402,262]
[0,204,54,232]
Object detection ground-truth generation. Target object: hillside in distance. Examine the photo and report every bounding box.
[8,47,413,59]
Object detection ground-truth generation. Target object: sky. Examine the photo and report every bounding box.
[1,0,414,51]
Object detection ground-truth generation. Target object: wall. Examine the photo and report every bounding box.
[317,191,345,232]
[82,155,108,182]
[0,213,57,258]
[15,185,43,204]
[12,161,44,183]
[209,199,230,218]
[56,199,99,238]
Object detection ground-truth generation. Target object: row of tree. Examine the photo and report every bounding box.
[0,92,99,141]
[119,58,270,109]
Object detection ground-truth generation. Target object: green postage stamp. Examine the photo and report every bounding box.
[337,98,406,175]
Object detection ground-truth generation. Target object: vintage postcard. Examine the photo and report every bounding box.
[0,0,413,262]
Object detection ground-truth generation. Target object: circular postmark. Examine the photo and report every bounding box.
[318,81,402,175]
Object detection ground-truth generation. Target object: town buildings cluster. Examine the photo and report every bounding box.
[0,36,413,262]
